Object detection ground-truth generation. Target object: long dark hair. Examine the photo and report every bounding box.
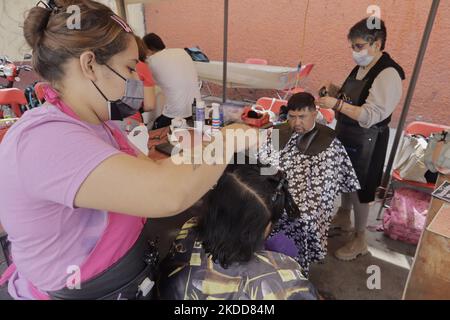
[196,164,299,269]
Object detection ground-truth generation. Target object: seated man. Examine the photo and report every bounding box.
[143,33,201,129]
[259,92,360,275]
[157,164,318,300]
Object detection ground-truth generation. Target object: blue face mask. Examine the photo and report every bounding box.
[92,64,144,121]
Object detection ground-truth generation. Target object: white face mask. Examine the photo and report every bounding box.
[352,49,375,67]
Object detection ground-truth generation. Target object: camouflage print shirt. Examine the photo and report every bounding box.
[157,218,318,300]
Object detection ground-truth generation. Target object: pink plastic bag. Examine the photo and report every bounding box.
[383,188,431,245]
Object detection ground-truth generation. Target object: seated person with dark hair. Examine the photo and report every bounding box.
[157,164,318,300]
[259,92,360,275]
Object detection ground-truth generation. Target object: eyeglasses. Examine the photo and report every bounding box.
[350,42,369,51]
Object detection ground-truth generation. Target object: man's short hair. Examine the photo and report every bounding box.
[348,18,387,51]
[143,33,166,52]
[287,92,317,112]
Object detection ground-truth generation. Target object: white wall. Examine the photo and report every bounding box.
[126,3,146,37]
[0,0,36,61]
[0,0,145,61]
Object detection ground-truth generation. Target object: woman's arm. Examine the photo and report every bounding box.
[337,101,363,121]
[75,124,254,218]
[74,153,226,218]
[318,68,403,128]
[317,96,363,120]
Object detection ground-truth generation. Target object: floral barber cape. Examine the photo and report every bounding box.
[258,127,360,275]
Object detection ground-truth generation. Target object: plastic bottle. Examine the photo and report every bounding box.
[191,98,197,122]
[195,100,205,132]
[211,103,221,136]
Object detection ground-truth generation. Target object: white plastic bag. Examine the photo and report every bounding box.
[394,135,428,183]
[128,124,149,156]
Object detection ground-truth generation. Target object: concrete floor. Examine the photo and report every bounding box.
[309,200,416,300]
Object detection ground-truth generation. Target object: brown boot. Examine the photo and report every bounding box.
[334,231,369,261]
[330,207,352,231]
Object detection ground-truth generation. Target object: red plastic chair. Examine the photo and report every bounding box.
[318,107,335,124]
[256,97,287,115]
[245,58,268,65]
[404,121,449,137]
[34,82,49,103]
[279,63,315,99]
[0,88,27,118]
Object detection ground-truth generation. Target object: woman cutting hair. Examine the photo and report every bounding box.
[318,18,405,261]
[0,0,250,300]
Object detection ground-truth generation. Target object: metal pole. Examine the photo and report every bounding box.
[222,0,229,103]
[377,0,440,219]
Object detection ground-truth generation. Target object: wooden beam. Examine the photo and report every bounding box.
[115,0,127,20]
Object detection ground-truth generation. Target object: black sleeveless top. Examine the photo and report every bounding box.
[337,52,405,128]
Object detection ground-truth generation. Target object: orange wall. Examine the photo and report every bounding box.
[144,0,450,126]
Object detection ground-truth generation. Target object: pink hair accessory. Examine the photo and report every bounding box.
[111,14,133,33]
